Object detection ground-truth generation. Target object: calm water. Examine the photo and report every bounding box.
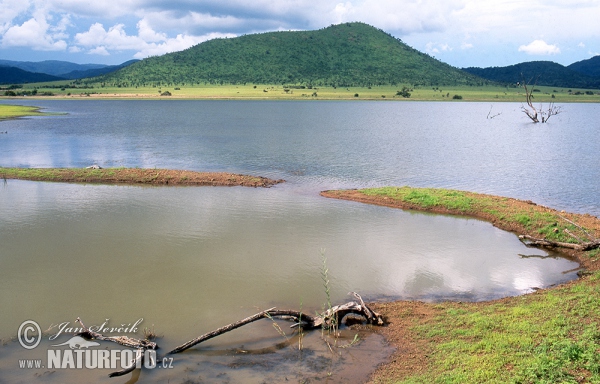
[0,100,597,383]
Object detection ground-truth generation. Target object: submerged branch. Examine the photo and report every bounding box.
[72,293,384,378]
[169,294,384,355]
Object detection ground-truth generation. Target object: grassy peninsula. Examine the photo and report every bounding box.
[322,187,600,383]
[0,167,283,187]
[0,104,49,120]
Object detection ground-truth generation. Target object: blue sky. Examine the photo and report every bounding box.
[1,0,599,68]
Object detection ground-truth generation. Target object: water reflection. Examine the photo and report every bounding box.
[0,180,579,343]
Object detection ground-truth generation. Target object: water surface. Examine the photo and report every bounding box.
[0,100,595,382]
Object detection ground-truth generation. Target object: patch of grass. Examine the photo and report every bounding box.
[0,104,61,120]
[401,272,600,383]
[362,186,477,212]
[355,186,595,245]
[10,82,600,102]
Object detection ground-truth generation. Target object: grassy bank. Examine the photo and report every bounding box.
[321,187,600,383]
[0,104,48,120]
[0,167,283,187]
[3,83,600,102]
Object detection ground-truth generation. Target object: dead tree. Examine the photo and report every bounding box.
[73,293,384,378]
[520,75,562,123]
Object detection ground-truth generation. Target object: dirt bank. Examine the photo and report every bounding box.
[1,167,284,188]
[320,187,600,382]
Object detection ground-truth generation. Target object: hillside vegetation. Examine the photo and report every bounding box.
[464,61,600,89]
[93,22,484,87]
[0,66,65,84]
[568,55,600,78]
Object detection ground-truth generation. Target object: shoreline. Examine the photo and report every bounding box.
[321,187,600,383]
[0,167,284,188]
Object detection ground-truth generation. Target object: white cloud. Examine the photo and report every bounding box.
[2,15,67,51]
[461,42,473,50]
[425,42,452,54]
[88,46,110,55]
[73,21,234,58]
[518,39,561,55]
[133,32,234,58]
[578,42,586,48]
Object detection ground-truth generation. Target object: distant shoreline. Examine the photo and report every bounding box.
[2,83,600,103]
[0,167,284,188]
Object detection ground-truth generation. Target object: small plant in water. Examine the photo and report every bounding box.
[143,325,159,341]
[265,313,289,342]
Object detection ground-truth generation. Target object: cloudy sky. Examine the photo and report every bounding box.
[1,0,599,68]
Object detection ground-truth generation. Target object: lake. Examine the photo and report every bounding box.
[0,100,597,383]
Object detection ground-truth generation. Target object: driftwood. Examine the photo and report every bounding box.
[75,317,157,350]
[519,235,600,251]
[73,293,384,378]
[169,292,383,355]
[518,213,599,252]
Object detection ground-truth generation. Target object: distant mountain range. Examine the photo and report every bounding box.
[0,22,598,89]
[0,59,139,84]
[463,57,600,88]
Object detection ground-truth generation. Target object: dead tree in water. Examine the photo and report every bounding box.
[74,292,384,378]
[520,75,562,123]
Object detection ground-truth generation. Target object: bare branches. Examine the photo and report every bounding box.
[75,317,157,350]
[520,74,562,123]
[167,307,277,355]
[487,105,501,119]
[168,297,384,355]
[71,292,384,378]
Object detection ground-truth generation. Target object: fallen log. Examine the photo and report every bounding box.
[518,235,600,251]
[73,292,384,377]
[75,317,157,350]
[168,294,383,355]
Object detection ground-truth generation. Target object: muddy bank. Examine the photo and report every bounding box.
[1,167,284,187]
[321,187,600,382]
[321,188,600,271]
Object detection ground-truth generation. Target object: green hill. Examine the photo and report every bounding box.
[0,66,65,84]
[568,56,600,78]
[463,61,600,89]
[93,22,483,87]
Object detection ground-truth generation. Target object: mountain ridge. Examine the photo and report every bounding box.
[463,60,600,89]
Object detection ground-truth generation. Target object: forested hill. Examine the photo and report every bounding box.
[94,22,484,87]
[568,55,600,78]
[0,66,65,84]
[463,61,600,89]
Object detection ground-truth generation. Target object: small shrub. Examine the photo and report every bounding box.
[396,86,411,98]
[452,94,463,100]
[354,93,359,97]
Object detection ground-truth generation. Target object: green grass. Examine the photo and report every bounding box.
[0,104,47,120]
[361,186,479,212]
[402,272,600,383]
[358,186,594,244]
[324,186,600,383]
[4,83,599,102]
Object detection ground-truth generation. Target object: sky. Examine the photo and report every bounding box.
[0,0,599,68]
